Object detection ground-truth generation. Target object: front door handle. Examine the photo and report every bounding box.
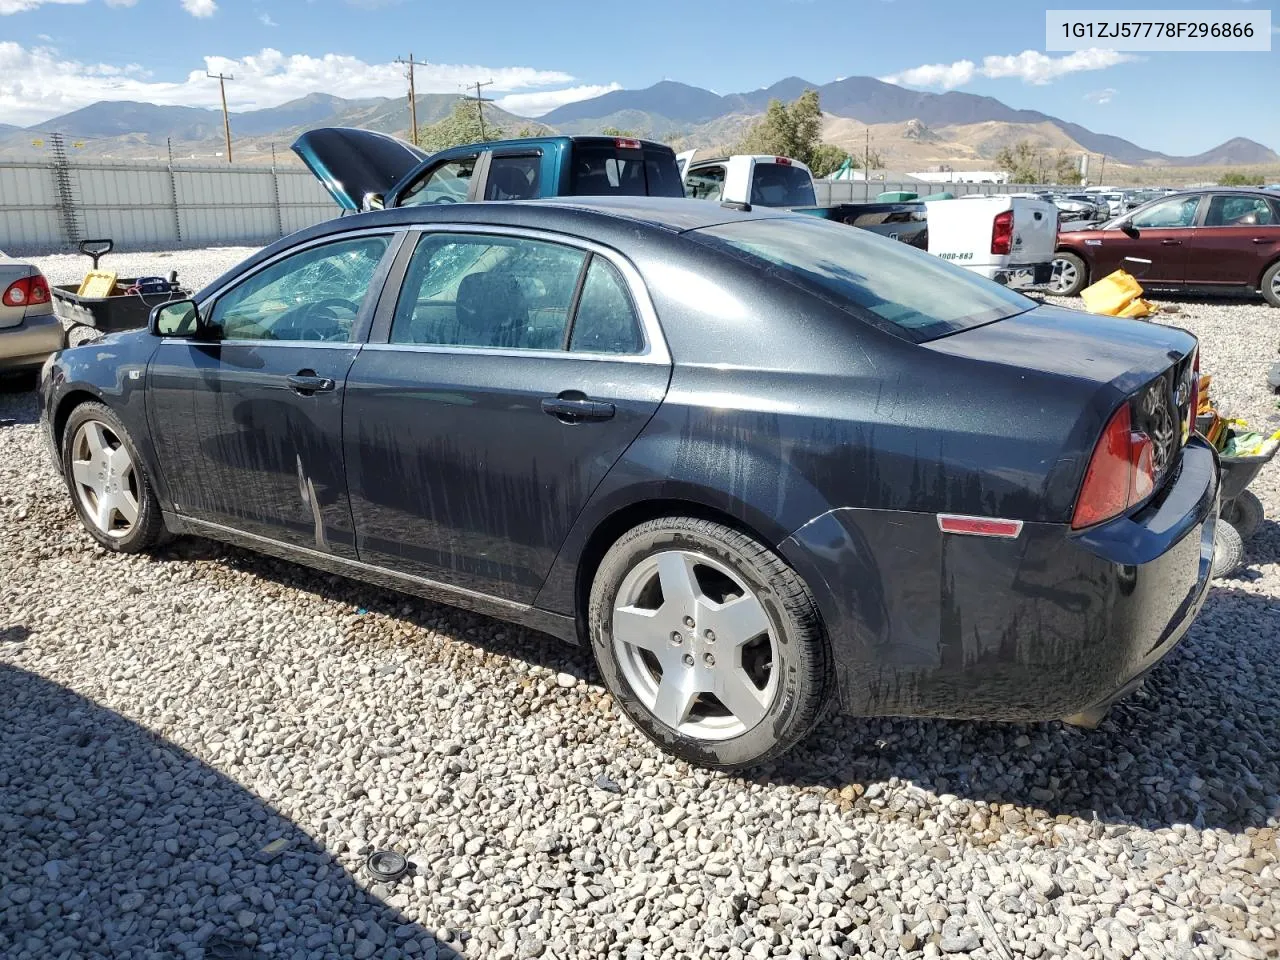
[287,372,335,395]
[541,396,615,423]
[1160,239,1182,246]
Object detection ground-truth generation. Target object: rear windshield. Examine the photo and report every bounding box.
[570,145,684,198]
[749,163,816,207]
[690,216,1034,342]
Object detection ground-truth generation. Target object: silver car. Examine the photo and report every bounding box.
[1,252,62,374]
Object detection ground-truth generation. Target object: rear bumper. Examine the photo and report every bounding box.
[0,312,63,370]
[968,261,1055,289]
[780,436,1219,722]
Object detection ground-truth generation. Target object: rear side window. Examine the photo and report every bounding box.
[569,258,643,355]
[486,155,541,200]
[749,163,816,207]
[691,216,1032,342]
[1204,195,1276,227]
[390,233,585,350]
[570,145,684,198]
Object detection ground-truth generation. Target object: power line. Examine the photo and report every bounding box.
[207,71,235,163]
[395,54,422,145]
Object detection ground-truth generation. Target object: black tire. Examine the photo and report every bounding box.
[1211,520,1245,580]
[588,517,831,769]
[1262,261,1280,309]
[1049,252,1088,297]
[1222,491,1264,541]
[60,401,166,553]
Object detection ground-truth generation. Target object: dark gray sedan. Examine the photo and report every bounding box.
[40,198,1217,768]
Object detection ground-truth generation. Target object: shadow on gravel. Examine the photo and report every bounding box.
[149,535,1278,837]
[0,664,448,960]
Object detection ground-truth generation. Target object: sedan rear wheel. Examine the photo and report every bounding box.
[62,402,165,552]
[1262,261,1280,308]
[1049,252,1087,296]
[589,517,830,769]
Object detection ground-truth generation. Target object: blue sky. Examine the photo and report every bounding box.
[1,0,1275,156]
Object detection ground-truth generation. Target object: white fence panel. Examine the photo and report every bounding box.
[0,163,61,251]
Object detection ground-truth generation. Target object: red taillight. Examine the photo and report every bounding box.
[774,156,792,166]
[2,274,50,308]
[1072,403,1157,529]
[991,209,1014,255]
[615,138,642,150]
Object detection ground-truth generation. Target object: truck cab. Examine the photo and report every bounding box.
[295,128,685,212]
[678,153,817,207]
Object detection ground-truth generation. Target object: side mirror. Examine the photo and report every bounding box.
[1117,218,1137,235]
[149,299,212,339]
[362,192,385,211]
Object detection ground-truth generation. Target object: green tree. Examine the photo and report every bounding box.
[1052,149,1081,185]
[417,100,506,151]
[734,88,849,175]
[600,126,637,137]
[994,140,1043,183]
[1219,171,1259,186]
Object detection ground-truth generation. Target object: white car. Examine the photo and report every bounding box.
[1,251,62,376]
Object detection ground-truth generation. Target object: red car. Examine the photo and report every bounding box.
[1051,188,1280,307]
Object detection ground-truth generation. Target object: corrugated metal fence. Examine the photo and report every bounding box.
[0,157,1057,255]
[0,159,336,255]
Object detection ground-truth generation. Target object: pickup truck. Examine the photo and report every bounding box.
[294,129,685,212]
[679,152,1058,288]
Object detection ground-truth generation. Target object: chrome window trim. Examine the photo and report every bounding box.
[385,223,671,366]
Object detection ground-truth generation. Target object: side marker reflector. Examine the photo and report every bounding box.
[937,514,1023,539]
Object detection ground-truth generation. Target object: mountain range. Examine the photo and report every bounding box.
[3,76,1275,172]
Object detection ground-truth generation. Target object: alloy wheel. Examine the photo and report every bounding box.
[611,550,778,741]
[1049,257,1078,294]
[71,419,140,538]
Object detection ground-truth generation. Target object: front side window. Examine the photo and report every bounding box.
[685,165,726,201]
[398,158,477,207]
[568,258,643,355]
[1129,196,1200,229]
[486,155,541,200]
[1204,195,1276,227]
[208,236,389,342]
[749,163,816,207]
[390,233,585,350]
[690,216,1032,342]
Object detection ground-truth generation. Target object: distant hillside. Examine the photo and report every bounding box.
[1165,136,1280,168]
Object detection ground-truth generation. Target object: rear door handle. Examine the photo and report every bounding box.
[287,373,335,395]
[541,396,615,422]
[1253,238,1270,244]
[1160,239,1182,246]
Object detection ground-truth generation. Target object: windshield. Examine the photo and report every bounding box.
[690,216,1034,342]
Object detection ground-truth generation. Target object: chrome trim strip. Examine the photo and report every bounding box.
[181,515,532,614]
[158,338,357,349]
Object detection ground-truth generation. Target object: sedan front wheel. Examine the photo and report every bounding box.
[589,517,830,769]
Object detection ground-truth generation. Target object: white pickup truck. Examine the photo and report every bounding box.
[678,152,1060,289]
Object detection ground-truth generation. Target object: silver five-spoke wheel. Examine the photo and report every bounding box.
[611,549,778,740]
[1048,256,1079,294]
[71,419,140,538]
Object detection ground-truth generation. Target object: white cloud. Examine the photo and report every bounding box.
[258,11,276,25]
[0,0,85,13]
[881,47,1134,91]
[494,83,621,117]
[181,0,216,16]
[105,0,137,6]
[0,42,579,126]
[1085,87,1116,105]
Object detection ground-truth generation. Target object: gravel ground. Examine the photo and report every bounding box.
[2,252,1278,960]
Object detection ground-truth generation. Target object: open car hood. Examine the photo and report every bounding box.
[292,127,429,212]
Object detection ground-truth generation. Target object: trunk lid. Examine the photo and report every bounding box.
[292,127,429,211]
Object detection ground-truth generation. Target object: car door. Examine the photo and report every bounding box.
[1193,194,1280,286]
[147,231,401,556]
[1088,194,1202,285]
[388,152,484,208]
[342,227,671,602]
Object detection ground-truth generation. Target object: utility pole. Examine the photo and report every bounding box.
[469,79,494,140]
[1097,153,1107,186]
[396,54,421,145]
[863,127,870,180]
[207,71,234,163]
